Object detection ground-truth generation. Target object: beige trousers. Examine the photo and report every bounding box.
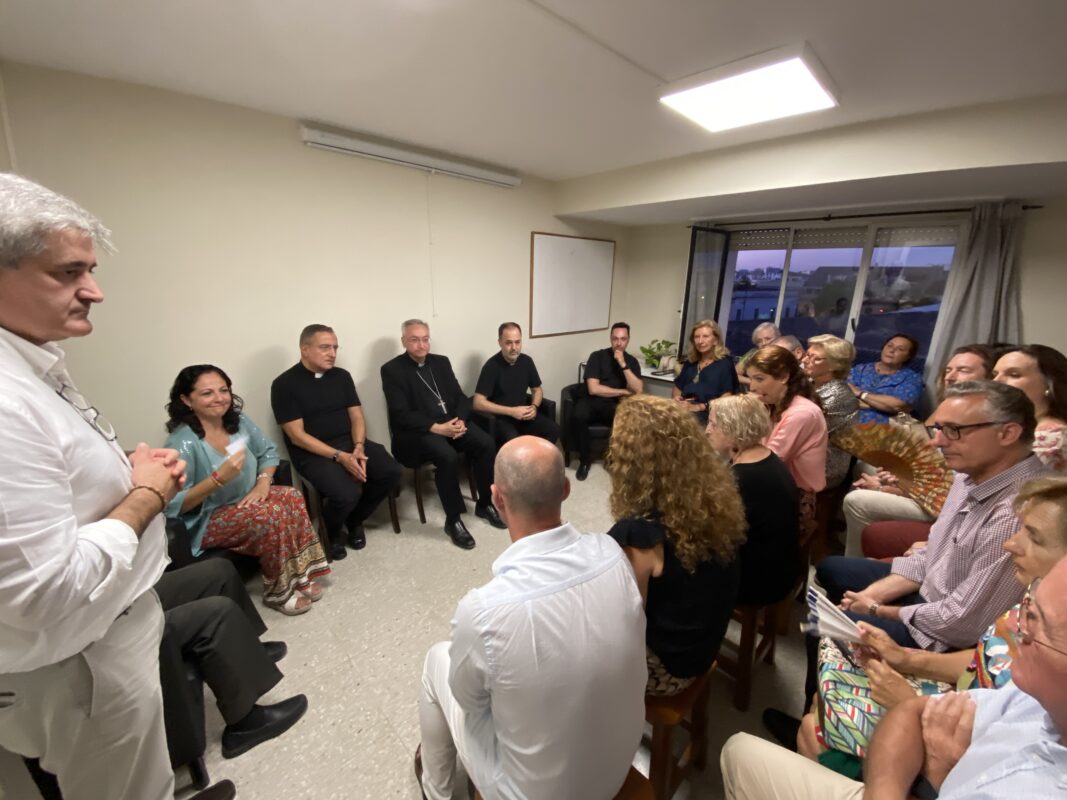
[0,591,173,800]
[721,733,864,800]
[843,488,934,557]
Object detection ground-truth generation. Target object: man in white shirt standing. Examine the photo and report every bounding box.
[0,174,232,799]
[415,435,647,800]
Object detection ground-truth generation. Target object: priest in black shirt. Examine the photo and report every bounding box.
[473,322,560,447]
[271,324,402,560]
[380,319,504,549]
[572,322,643,481]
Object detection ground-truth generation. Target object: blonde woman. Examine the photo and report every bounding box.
[672,319,738,424]
[607,395,747,695]
[707,395,800,606]
[804,334,859,488]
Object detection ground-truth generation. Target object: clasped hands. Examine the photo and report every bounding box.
[510,405,538,421]
[129,443,187,503]
[337,445,369,483]
[431,418,467,440]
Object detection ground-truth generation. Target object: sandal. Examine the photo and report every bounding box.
[298,582,323,602]
[266,593,312,616]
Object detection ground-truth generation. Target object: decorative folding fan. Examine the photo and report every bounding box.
[832,422,951,517]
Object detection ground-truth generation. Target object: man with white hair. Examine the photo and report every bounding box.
[0,173,233,799]
[414,436,647,799]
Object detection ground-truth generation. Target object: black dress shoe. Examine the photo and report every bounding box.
[443,518,476,550]
[190,780,236,800]
[576,462,591,481]
[262,640,287,663]
[221,694,309,759]
[762,708,801,751]
[329,541,347,561]
[347,524,367,550]
[474,503,507,529]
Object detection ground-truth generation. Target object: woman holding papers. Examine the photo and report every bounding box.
[606,395,746,696]
[799,475,1067,764]
[164,364,329,615]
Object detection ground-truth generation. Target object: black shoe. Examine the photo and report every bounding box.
[329,541,347,561]
[190,780,236,800]
[761,708,801,751]
[347,524,367,550]
[221,694,309,759]
[444,518,476,550]
[262,640,287,663]
[475,503,507,530]
[414,744,427,800]
[576,462,591,481]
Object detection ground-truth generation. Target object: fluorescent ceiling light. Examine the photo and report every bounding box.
[660,43,837,133]
[300,125,521,188]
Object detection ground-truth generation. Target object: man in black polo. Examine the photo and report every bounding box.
[271,324,402,560]
[572,322,643,481]
[380,318,505,550]
[473,322,559,447]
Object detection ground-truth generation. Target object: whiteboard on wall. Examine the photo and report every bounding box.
[529,232,615,338]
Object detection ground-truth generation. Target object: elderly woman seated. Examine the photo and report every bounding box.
[164,364,329,615]
[848,333,924,424]
[606,395,746,695]
[803,335,859,490]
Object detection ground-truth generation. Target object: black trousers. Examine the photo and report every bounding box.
[155,560,282,725]
[491,413,560,446]
[295,439,403,541]
[571,396,619,461]
[395,426,495,519]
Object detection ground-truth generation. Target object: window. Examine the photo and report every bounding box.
[682,216,964,370]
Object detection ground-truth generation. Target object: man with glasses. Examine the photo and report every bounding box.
[271,324,402,560]
[763,380,1050,748]
[381,319,503,550]
[723,555,1067,799]
[0,174,233,799]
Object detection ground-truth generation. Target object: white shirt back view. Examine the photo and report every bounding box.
[442,523,647,800]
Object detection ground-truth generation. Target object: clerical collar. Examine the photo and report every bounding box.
[314,372,324,379]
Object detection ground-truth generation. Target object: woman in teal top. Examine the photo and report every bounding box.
[164,364,329,615]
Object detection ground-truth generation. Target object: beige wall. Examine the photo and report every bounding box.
[617,224,691,349]
[0,62,630,447]
[1018,197,1067,353]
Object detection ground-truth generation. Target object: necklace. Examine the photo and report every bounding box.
[415,363,447,414]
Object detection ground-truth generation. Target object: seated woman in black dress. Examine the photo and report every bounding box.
[672,319,738,425]
[607,394,747,696]
[707,394,800,607]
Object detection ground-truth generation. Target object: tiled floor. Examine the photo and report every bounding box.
[176,462,806,800]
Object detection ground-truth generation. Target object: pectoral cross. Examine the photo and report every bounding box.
[437,399,447,414]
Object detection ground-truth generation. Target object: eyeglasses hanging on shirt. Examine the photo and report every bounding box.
[55,383,119,443]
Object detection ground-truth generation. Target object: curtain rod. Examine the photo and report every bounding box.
[696,204,1044,228]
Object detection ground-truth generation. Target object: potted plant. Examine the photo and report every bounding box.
[639,339,677,369]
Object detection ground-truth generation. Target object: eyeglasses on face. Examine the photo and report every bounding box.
[924,420,1006,441]
[56,384,118,443]
[1013,577,1067,657]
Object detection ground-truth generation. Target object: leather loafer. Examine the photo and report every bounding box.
[347,524,367,550]
[576,462,591,481]
[221,694,309,759]
[474,503,506,530]
[191,780,236,800]
[262,640,287,663]
[329,541,347,561]
[444,518,476,550]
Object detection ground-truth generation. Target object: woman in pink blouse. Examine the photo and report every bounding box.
[745,345,828,548]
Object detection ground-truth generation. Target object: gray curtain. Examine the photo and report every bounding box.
[924,201,1023,406]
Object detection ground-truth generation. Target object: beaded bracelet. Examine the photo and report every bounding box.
[131,484,167,513]
[256,472,273,484]
[210,470,226,487]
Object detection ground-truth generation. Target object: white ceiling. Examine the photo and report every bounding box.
[2,0,1067,183]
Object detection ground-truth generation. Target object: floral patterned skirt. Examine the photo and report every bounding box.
[202,485,330,605]
[645,649,696,697]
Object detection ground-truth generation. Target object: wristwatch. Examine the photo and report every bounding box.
[860,391,870,402]
[332,449,342,462]
[868,601,881,617]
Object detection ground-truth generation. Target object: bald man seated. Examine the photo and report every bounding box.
[413,437,647,800]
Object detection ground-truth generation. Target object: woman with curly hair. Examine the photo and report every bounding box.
[672,319,738,425]
[707,394,799,607]
[993,344,1067,471]
[164,364,329,615]
[607,394,747,696]
[745,345,828,548]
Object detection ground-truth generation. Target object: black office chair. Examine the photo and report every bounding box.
[559,382,612,467]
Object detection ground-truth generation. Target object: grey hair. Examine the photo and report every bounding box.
[494,440,566,516]
[401,318,429,336]
[774,335,803,353]
[0,173,113,268]
[752,322,780,344]
[944,380,1037,444]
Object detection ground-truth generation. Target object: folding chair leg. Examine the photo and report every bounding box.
[388,492,401,533]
